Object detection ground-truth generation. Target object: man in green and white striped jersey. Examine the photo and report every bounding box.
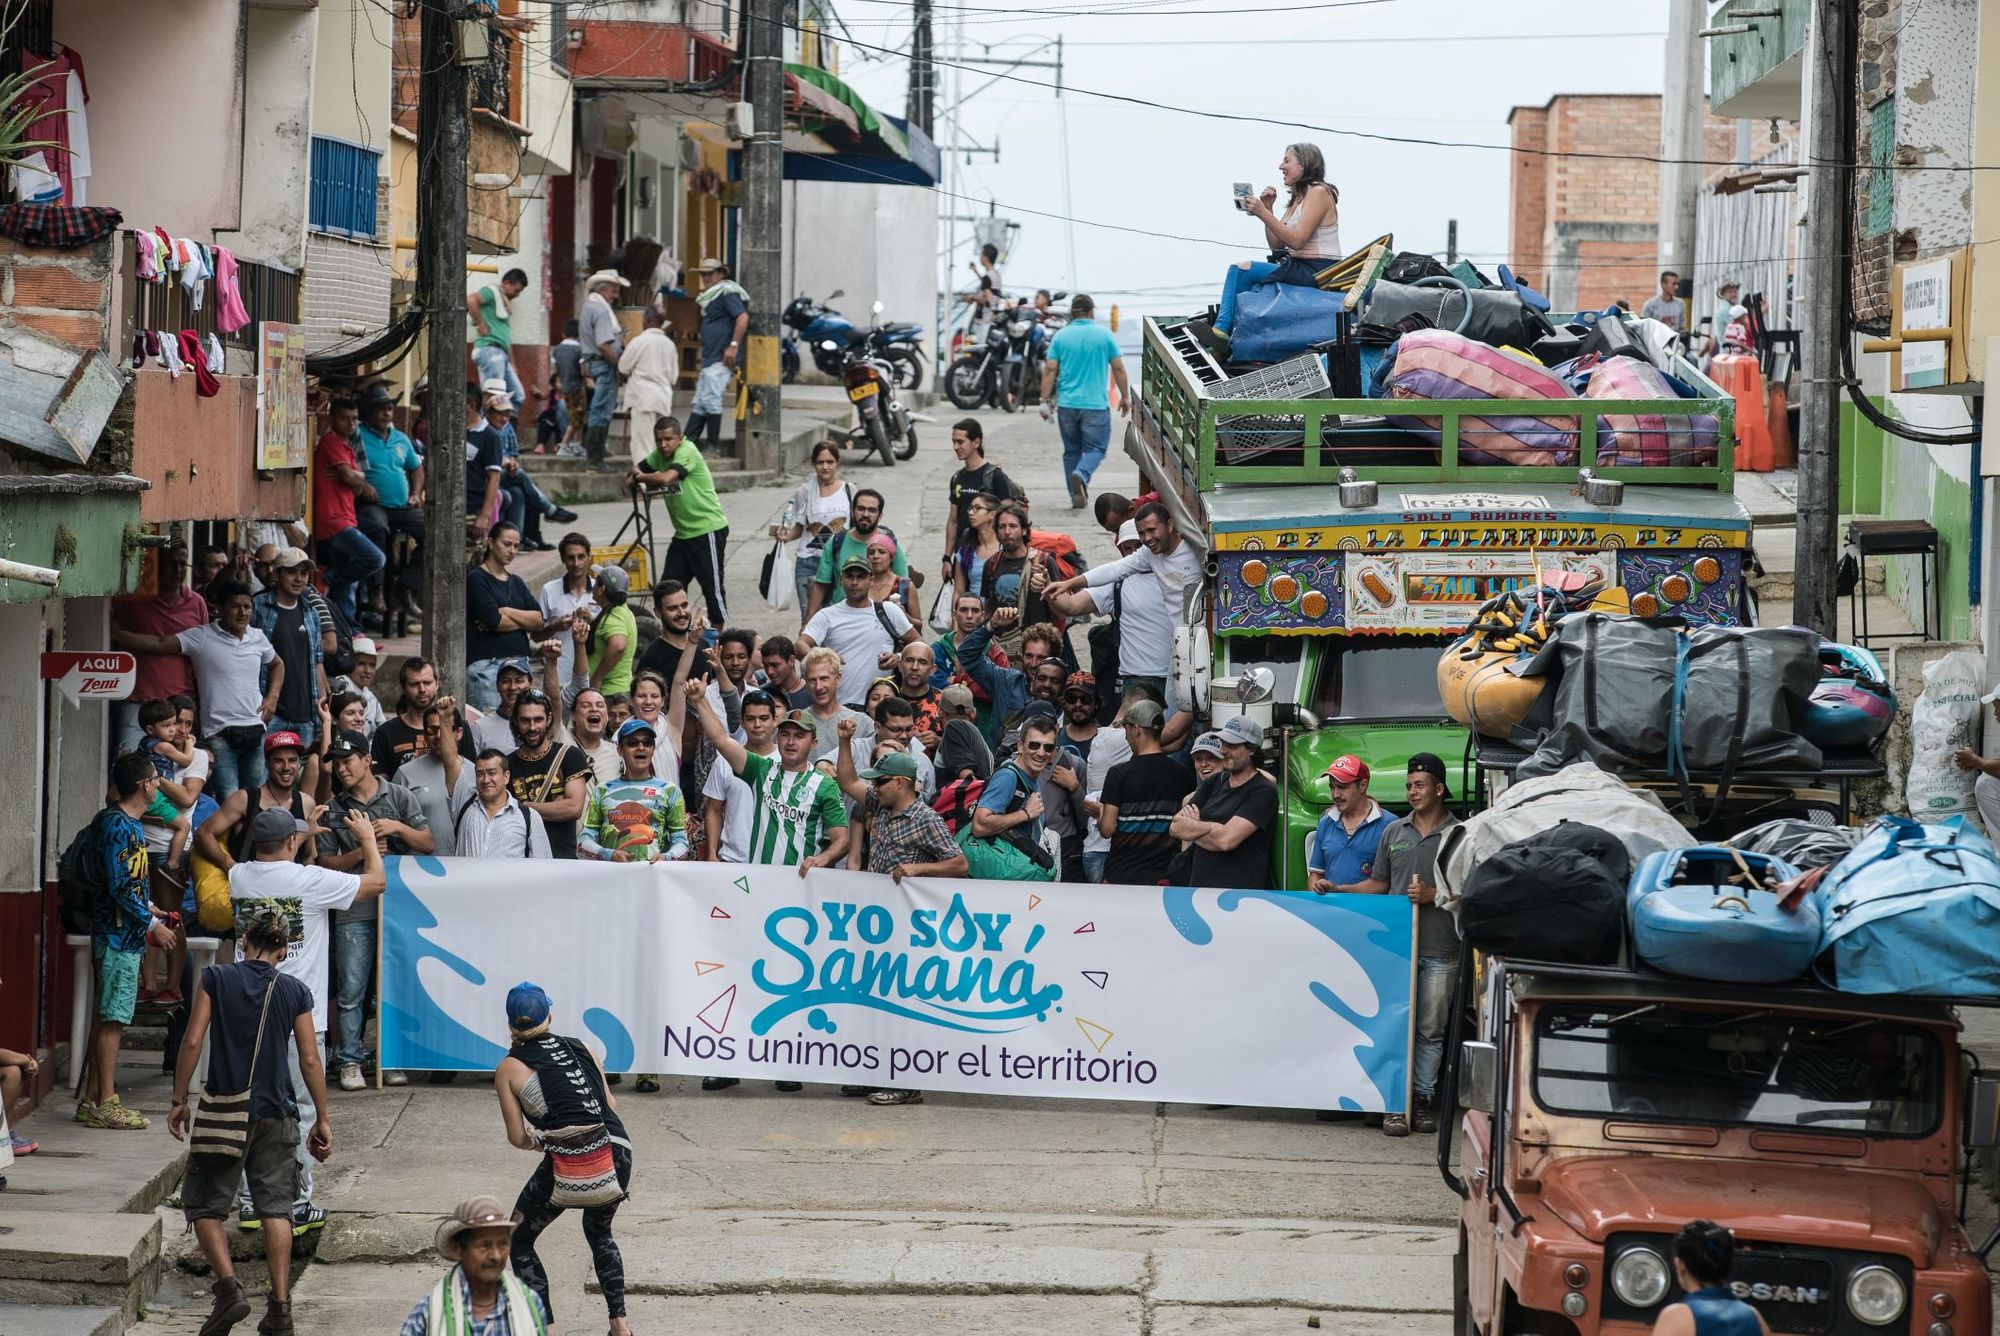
[685,679,850,873]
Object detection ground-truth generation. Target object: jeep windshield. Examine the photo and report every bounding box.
[1533,1005,1944,1137]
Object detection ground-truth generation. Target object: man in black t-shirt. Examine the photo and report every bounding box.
[505,692,590,859]
[1170,716,1277,890]
[1098,701,1197,886]
[371,657,472,776]
[941,419,1022,577]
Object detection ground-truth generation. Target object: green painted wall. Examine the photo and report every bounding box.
[1864,397,1975,643]
[0,490,141,605]
[1838,400,1885,515]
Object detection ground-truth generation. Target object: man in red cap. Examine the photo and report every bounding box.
[1307,754,1391,895]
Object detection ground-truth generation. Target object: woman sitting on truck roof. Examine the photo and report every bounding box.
[1238,142,1340,288]
[1650,1220,1770,1336]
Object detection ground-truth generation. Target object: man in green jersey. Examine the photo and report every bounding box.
[626,417,730,623]
[685,680,849,873]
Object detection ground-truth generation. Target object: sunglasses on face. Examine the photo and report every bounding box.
[1023,741,1058,754]
[1062,691,1093,703]
[870,775,900,787]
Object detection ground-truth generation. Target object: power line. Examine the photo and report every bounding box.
[1061,29,1666,45]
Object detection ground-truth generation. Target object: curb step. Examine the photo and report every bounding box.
[0,1211,162,1330]
[0,1303,124,1336]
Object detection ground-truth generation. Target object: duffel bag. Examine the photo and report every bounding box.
[1384,328,1579,466]
[1725,818,1860,872]
[1458,821,1627,964]
[1814,817,2000,996]
[1586,356,1718,468]
[1228,282,1347,363]
[1363,278,1552,351]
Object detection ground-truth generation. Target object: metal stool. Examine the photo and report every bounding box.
[1846,519,1941,645]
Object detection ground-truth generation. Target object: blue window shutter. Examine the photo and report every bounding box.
[309,136,382,239]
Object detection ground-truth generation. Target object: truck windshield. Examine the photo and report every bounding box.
[1533,1005,1943,1137]
[1313,638,1450,721]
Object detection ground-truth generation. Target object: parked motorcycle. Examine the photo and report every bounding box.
[945,321,1016,412]
[782,292,928,391]
[838,332,919,467]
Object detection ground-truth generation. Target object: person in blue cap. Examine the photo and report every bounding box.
[492,981,634,1336]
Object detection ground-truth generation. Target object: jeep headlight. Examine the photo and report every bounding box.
[1846,1265,1906,1327]
[1610,1247,1670,1308]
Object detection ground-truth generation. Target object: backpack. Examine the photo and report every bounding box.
[1029,530,1084,583]
[319,594,358,678]
[454,794,543,856]
[932,775,986,835]
[1088,583,1122,725]
[57,811,111,935]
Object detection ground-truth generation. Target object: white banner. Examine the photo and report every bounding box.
[380,858,1414,1111]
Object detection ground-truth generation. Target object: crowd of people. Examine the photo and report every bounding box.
[25,382,1482,1332]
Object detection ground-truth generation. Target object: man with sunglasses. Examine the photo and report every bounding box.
[966,715,1062,883]
[506,690,590,860]
[1053,672,1129,884]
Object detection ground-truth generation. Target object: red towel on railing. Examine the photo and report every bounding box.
[212,245,251,334]
[177,330,220,398]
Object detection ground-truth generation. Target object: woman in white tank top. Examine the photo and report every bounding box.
[1239,142,1341,281]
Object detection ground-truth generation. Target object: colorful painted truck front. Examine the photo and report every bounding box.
[1129,314,1750,887]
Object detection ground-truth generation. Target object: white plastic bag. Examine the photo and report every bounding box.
[927,580,954,634]
[760,539,794,612]
[1905,649,1984,822]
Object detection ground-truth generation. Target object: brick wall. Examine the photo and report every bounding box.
[0,235,114,353]
[1507,94,1740,308]
[303,232,395,354]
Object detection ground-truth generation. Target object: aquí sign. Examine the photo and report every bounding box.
[39,651,137,705]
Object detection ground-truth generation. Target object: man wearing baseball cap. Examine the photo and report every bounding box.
[1170,715,1276,890]
[1358,753,1459,1137]
[250,547,326,759]
[228,802,387,1233]
[686,685,850,872]
[1098,695,1196,886]
[687,258,749,456]
[1308,754,1392,896]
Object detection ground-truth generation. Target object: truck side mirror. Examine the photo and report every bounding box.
[1967,1075,2000,1148]
[1459,1040,1497,1115]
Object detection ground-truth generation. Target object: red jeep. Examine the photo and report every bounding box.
[1439,958,1999,1335]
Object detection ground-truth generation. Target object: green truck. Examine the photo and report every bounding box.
[1129,315,1749,888]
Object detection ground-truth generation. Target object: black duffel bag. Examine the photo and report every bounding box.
[1458,821,1628,964]
[1362,278,1553,351]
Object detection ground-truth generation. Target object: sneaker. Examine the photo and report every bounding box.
[291,1203,327,1233]
[1381,1112,1411,1138]
[556,444,586,459]
[337,1062,365,1092]
[634,1074,661,1093]
[867,1088,924,1107]
[383,1069,408,1087]
[238,1206,263,1231]
[83,1097,149,1130]
[775,1081,803,1093]
[700,1077,739,1091]
[258,1298,294,1335]
[8,1131,37,1155]
[1067,473,1087,509]
[549,506,579,523]
[73,1099,98,1124]
[201,1276,251,1336]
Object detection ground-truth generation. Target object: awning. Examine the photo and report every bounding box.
[780,65,940,188]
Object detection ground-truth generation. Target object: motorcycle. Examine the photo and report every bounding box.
[945,321,1016,412]
[837,332,919,467]
[783,293,928,392]
[782,291,856,381]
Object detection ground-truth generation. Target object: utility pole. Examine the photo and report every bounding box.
[908,0,935,135]
[419,0,471,688]
[1657,0,1704,280]
[1794,0,1854,635]
[738,0,785,473]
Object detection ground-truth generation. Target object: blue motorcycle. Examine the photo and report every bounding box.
[783,292,927,391]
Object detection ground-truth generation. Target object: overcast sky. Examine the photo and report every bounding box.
[832,0,1676,330]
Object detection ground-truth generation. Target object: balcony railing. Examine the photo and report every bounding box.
[472,29,514,122]
[121,233,303,355]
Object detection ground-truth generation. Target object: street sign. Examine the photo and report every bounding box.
[39,651,137,705]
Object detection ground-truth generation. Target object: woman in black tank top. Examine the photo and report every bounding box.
[493,984,633,1336]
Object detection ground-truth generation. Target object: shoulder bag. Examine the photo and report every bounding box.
[189,972,279,1164]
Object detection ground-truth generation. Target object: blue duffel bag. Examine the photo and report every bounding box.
[1228,281,1348,363]
[1814,816,2000,996]
[1216,261,1280,335]
[1628,847,1813,983]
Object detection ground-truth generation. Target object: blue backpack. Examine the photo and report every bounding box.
[1814,816,2000,997]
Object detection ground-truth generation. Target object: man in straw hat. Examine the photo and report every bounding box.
[401,1194,548,1336]
[578,269,630,464]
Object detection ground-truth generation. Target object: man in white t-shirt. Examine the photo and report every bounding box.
[1047,501,1200,625]
[227,805,385,1230]
[797,554,919,706]
[537,536,596,685]
[1049,518,1173,694]
[700,688,780,861]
